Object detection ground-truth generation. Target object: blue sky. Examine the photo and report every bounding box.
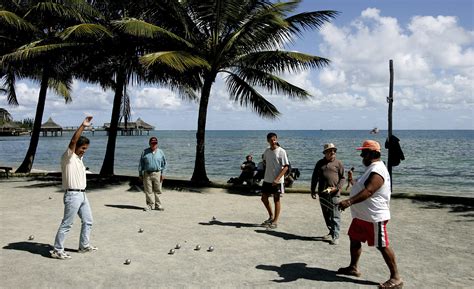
[2,0,473,130]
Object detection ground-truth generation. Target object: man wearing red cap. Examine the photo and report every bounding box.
[139,136,167,211]
[337,140,403,289]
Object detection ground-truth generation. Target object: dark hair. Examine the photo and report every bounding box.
[267,132,277,140]
[77,136,90,147]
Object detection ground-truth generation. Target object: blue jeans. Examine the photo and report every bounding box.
[319,194,341,239]
[54,191,93,252]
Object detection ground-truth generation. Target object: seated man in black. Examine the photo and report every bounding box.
[239,154,256,185]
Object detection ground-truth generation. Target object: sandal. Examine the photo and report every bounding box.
[378,279,403,289]
[336,266,361,277]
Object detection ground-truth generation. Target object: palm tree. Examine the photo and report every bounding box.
[1,0,101,173]
[134,0,338,183]
[86,0,201,176]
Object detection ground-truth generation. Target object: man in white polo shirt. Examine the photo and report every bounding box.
[50,116,97,260]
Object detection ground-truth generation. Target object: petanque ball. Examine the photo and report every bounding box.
[175,244,181,249]
[138,228,144,233]
[124,259,131,265]
[208,246,214,252]
[28,235,34,240]
[195,245,201,251]
[169,249,175,255]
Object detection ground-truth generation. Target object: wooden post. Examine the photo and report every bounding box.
[387,60,394,189]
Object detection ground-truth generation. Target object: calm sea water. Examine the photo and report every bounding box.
[1,130,473,197]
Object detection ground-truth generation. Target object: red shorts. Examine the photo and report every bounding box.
[348,218,390,248]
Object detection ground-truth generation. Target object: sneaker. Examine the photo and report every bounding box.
[261,218,273,226]
[155,205,165,211]
[50,250,71,260]
[329,238,339,245]
[78,245,98,253]
[144,206,153,212]
[266,222,278,229]
[322,234,332,241]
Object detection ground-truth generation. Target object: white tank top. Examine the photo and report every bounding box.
[350,161,391,222]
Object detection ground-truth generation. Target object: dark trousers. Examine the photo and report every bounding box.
[319,193,341,239]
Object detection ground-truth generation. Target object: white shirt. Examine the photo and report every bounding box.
[263,146,289,184]
[61,148,86,190]
[350,161,391,222]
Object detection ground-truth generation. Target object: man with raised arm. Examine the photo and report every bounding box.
[51,116,97,259]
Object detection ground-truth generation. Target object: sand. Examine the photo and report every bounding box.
[0,176,473,289]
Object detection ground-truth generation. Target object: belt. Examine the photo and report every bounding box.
[146,170,161,173]
[66,189,86,192]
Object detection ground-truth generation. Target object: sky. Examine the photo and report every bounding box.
[1,0,473,130]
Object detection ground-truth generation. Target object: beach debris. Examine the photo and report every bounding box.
[28,235,34,241]
[124,259,131,265]
[208,246,214,252]
[175,243,181,249]
[195,245,201,251]
[138,228,144,233]
[169,249,175,255]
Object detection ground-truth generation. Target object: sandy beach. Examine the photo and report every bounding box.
[0,176,473,289]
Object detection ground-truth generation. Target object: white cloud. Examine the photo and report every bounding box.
[316,7,474,113]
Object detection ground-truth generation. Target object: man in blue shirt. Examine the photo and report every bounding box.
[138,136,167,211]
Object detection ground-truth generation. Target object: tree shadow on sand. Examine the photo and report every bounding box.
[256,262,378,285]
[254,229,327,242]
[198,220,261,228]
[2,241,76,258]
[105,204,144,211]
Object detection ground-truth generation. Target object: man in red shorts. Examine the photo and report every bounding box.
[338,140,403,289]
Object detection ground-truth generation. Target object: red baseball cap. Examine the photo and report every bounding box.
[356,140,381,152]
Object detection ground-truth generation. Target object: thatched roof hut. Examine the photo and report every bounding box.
[41,117,63,136]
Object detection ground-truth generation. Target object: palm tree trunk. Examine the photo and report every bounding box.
[15,69,49,173]
[191,76,214,184]
[99,72,125,176]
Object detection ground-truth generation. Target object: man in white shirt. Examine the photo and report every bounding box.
[51,116,97,259]
[260,132,289,229]
[337,140,403,289]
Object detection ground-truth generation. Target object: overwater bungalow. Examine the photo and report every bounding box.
[103,117,155,136]
[41,117,63,136]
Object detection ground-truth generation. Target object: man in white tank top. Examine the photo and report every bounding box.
[51,116,97,259]
[337,140,403,289]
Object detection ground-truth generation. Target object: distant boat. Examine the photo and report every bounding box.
[370,127,379,134]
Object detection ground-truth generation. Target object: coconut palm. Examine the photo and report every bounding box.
[132,0,337,183]
[0,0,101,173]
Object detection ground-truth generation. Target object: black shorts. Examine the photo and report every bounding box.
[261,182,284,195]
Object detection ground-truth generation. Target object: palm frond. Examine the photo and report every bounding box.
[225,72,280,119]
[24,1,98,23]
[48,78,72,103]
[59,23,113,41]
[1,70,18,106]
[140,51,210,72]
[2,42,86,62]
[237,50,330,74]
[230,67,310,100]
[0,10,37,32]
[113,18,193,48]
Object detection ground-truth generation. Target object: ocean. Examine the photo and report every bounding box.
[1,130,473,197]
